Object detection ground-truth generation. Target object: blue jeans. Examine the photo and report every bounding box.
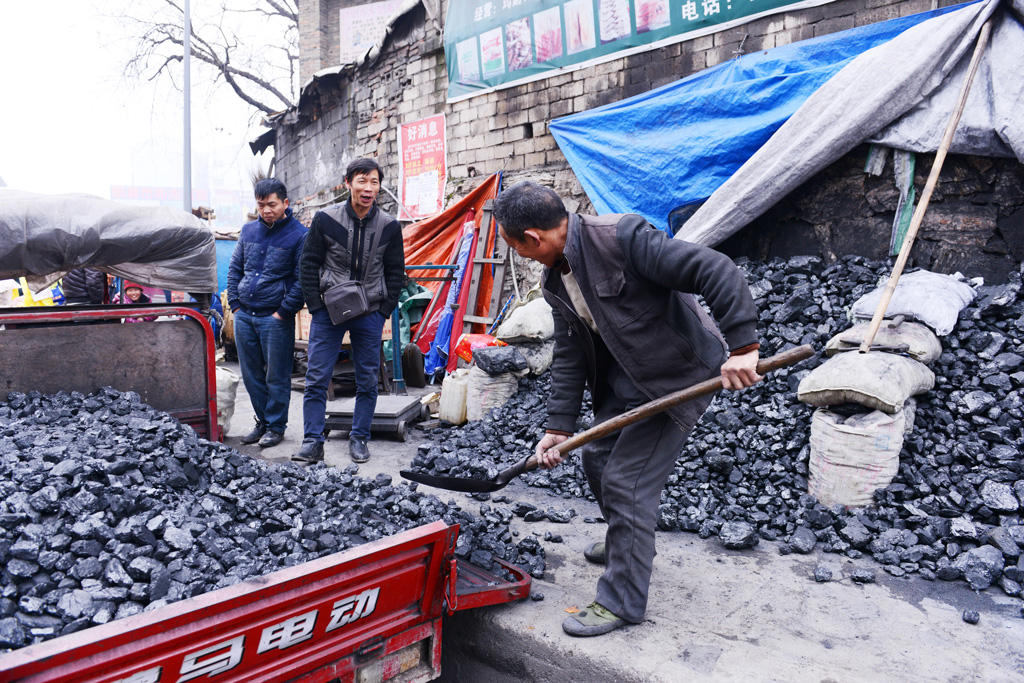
[233,310,295,434]
[303,308,385,442]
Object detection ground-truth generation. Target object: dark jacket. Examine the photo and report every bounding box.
[63,268,106,304]
[226,207,307,317]
[543,213,759,432]
[300,202,405,317]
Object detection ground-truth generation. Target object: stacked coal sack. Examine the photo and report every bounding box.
[0,389,541,653]
[415,255,1024,596]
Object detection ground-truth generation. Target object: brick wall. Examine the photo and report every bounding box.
[279,0,1023,281]
[283,0,962,204]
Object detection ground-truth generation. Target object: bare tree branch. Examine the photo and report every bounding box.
[117,0,297,115]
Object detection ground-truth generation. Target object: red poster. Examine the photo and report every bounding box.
[397,114,447,220]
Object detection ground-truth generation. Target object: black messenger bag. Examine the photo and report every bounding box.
[322,224,381,325]
[323,280,370,325]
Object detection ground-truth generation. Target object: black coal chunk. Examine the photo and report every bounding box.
[719,522,759,550]
[474,347,528,376]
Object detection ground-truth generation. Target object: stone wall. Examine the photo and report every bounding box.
[278,0,1023,282]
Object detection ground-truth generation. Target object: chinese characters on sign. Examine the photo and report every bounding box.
[398,114,448,220]
[446,0,834,100]
[110,588,381,683]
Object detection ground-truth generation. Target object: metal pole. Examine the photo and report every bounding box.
[183,0,192,213]
[391,306,406,394]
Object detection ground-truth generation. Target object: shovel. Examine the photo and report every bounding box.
[400,344,814,493]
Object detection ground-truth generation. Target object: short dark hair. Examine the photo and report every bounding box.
[492,181,567,241]
[346,158,384,184]
[254,178,287,201]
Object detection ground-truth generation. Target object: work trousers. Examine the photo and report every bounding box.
[303,307,385,442]
[583,359,701,624]
[233,310,295,434]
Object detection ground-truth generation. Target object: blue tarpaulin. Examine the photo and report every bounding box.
[548,2,973,232]
[424,228,475,377]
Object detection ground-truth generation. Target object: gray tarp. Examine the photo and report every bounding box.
[677,0,1024,247]
[0,190,218,293]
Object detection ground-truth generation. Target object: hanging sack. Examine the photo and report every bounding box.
[322,221,381,325]
[324,281,370,324]
[808,408,905,508]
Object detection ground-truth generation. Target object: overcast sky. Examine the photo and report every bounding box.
[0,1,272,212]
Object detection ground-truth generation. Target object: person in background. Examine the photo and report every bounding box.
[113,282,157,323]
[63,267,106,305]
[292,158,405,465]
[226,178,308,449]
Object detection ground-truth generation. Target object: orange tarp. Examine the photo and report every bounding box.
[401,173,502,331]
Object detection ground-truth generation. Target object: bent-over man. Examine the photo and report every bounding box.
[492,181,762,637]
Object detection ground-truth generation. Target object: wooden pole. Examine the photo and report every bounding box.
[859,18,993,354]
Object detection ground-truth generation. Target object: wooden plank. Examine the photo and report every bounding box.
[461,206,492,335]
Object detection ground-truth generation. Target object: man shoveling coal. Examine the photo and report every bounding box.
[493,181,763,637]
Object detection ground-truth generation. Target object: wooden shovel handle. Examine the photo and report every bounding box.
[518,344,816,473]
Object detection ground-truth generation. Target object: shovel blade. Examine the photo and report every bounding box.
[399,469,503,493]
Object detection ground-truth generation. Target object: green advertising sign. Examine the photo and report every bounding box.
[445,0,832,101]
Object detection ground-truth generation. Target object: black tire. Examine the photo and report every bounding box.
[402,343,426,388]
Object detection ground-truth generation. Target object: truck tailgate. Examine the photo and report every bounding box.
[0,520,530,683]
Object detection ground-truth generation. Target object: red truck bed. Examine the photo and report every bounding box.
[0,521,530,683]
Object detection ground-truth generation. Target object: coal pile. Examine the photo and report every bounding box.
[0,389,543,653]
[413,255,1024,596]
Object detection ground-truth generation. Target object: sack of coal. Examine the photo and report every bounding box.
[808,407,905,508]
[466,366,519,421]
[798,351,934,413]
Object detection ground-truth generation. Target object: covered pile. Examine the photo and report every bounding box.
[0,389,543,653]
[412,255,1024,594]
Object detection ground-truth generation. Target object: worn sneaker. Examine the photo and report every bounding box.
[583,542,606,565]
[349,437,370,463]
[562,602,627,637]
[240,421,266,445]
[258,431,284,448]
[291,440,324,463]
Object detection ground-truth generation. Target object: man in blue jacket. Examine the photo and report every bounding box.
[227,178,307,448]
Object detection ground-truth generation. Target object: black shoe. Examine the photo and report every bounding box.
[584,542,606,565]
[240,421,266,444]
[258,431,284,448]
[291,440,324,463]
[349,438,370,463]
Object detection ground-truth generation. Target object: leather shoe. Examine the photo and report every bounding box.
[349,438,370,463]
[584,542,606,565]
[258,431,284,448]
[240,422,266,445]
[291,440,324,463]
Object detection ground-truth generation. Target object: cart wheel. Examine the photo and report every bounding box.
[397,421,407,442]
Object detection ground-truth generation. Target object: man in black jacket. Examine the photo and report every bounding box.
[292,158,405,464]
[63,268,106,304]
[493,181,762,637]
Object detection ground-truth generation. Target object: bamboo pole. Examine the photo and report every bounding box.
[859,18,994,354]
